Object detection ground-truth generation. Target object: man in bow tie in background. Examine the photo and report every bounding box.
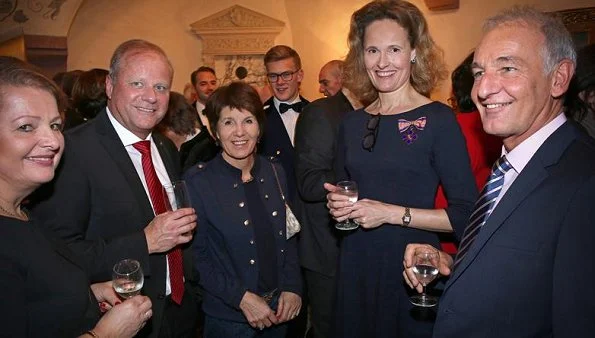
[260,45,310,202]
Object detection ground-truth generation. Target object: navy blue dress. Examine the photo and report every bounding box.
[333,102,476,338]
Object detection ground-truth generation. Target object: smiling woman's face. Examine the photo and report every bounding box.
[216,106,260,169]
[0,86,64,191]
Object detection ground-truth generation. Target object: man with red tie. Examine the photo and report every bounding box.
[32,39,199,337]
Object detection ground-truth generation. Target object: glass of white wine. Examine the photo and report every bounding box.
[409,247,440,307]
[334,180,359,231]
[112,259,144,300]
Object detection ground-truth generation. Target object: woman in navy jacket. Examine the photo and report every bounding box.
[185,82,302,337]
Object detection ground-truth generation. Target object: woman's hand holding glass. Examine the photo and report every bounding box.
[324,182,358,227]
[348,199,394,229]
[239,291,278,330]
[90,292,153,338]
[325,182,393,229]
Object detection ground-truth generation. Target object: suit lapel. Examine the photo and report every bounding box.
[265,99,293,147]
[153,132,180,182]
[94,110,155,219]
[264,96,311,150]
[445,121,579,290]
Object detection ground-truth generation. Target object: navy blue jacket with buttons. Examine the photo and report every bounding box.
[184,154,302,322]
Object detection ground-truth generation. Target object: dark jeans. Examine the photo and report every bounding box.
[203,293,288,338]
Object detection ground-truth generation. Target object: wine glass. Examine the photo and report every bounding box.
[409,247,440,307]
[112,259,144,299]
[334,180,359,231]
[163,180,191,211]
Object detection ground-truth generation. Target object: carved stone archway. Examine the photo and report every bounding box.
[190,5,285,87]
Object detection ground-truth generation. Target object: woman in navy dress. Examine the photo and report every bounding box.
[325,1,477,337]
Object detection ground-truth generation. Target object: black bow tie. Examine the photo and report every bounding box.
[279,102,303,114]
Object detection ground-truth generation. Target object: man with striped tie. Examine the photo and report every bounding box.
[403,6,595,338]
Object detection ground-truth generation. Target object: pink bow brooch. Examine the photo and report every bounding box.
[398,116,427,144]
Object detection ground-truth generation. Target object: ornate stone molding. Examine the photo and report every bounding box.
[552,7,595,27]
[190,5,284,58]
[551,7,595,47]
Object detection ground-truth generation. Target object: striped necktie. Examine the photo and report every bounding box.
[453,156,513,271]
[133,140,185,305]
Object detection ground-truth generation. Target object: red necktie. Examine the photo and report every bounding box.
[133,140,185,305]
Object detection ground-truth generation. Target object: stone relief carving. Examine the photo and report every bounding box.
[0,0,67,23]
[190,4,285,88]
[203,36,276,54]
[191,5,284,30]
[553,6,595,26]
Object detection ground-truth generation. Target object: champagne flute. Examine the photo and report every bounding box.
[112,259,144,299]
[409,247,440,307]
[334,180,359,230]
[163,180,191,211]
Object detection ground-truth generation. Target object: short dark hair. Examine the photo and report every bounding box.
[0,56,67,114]
[71,68,109,120]
[156,91,198,136]
[264,45,302,69]
[53,69,83,98]
[109,39,173,81]
[191,66,216,86]
[565,44,595,121]
[204,81,265,138]
[449,52,476,113]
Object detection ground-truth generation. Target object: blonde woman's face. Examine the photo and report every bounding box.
[363,19,415,94]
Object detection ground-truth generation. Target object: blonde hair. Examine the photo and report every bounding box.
[344,0,446,103]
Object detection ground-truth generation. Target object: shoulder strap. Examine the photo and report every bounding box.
[270,163,286,202]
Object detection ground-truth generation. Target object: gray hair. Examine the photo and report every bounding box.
[483,6,576,74]
[109,39,174,81]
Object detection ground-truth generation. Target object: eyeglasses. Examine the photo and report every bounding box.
[362,114,381,152]
[266,69,301,83]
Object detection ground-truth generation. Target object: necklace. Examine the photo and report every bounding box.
[0,203,27,220]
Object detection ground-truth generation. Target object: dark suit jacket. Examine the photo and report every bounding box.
[259,96,309,202]
[31,109,195,338]
[179,115,219,173]
[433,121,595,337]
[184,155,302,322]
[294,92,354,275]
[0,216,100,337]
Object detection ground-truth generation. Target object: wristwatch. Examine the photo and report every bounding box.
[402,207,411,227]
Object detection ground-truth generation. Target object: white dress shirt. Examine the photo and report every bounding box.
[273,97,302,146]
[494,113,567,209]
[106,107,173,295]
[195,101,214,137]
